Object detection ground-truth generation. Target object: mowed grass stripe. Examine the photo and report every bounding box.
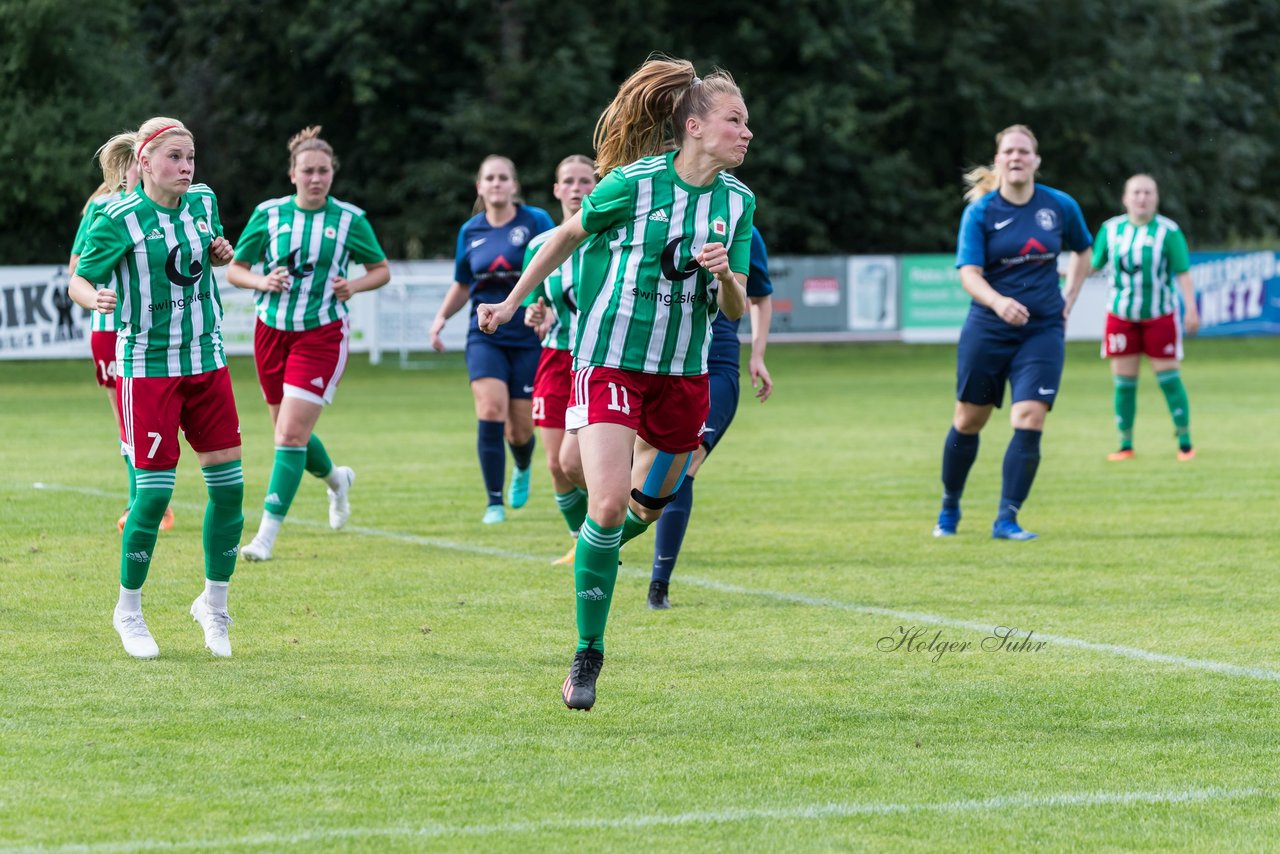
[3,786,1267,853]
[26,480,1280,683]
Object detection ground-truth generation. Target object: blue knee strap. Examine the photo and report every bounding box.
[633,451,693,509]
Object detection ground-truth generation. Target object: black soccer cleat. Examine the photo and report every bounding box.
[562,648,604,711]
[647,580,671,610]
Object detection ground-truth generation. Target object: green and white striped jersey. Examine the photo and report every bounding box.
[1092,215,1190,320]
[73,193,127,333]
[233,195,386,331]
[521,226,585,351]
[576,151,755,376]
[77,184,227,378]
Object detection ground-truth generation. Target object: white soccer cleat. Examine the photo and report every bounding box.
[190,594,233,658]
[240,537,273,562]
[327,466,355,530]
[113,607,159,659]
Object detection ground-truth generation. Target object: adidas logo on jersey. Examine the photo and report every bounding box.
[310,376,325,389]
[145,229,164,241]
[278,224,292,233]
[577,586,608,601]
[648,209,670,223]
[125,550,150,563]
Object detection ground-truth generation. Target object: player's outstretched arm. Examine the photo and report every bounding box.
[478,214,588,334]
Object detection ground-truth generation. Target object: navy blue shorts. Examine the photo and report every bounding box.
[955,319,1064,409]
[466,336,539,399]
[700,364,741,454]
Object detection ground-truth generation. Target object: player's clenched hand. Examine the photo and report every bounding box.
[523,297,547,328]
[477,302,513,334]
[259,267,290,293]
[209,237,234,266]
[696,242,730,276]
[95,289,117,314]
[993,295,1030,326]
[332,276,354,301]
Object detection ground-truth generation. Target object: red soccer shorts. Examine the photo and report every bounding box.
[1102,312,1182,360]
[566,365,709,454]
[254,317,350,406]
[532,348,574,429]
[117,367,241,470]
[91,330,118,388]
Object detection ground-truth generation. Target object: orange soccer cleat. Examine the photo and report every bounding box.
[1106,449,1136,462]
[159,506,175,531]
[1177,447,1196,462]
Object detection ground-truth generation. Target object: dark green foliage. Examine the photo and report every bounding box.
[3,0,1278,261]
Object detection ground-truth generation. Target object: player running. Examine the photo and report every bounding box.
[1091,174,1199,461]
[933,124,1093,541]
[478,56,754,710]
[229,126,391,561]
[68,117,244,659]
[430,156,555,524]
[521,155,596,563]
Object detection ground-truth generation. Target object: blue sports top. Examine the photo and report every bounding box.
[454,204,555,346]
[955,185,1091,324]
[708,227,774,371]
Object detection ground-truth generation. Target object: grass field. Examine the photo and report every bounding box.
[2,338,1278,852]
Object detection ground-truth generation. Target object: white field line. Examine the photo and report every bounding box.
[1,786,1269,852]
[26,481,1280,683]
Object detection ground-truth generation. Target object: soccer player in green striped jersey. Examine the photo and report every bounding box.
[68,117,244,660]
[228,127,390,562]
[521,155,596,564]
[479,56,753,710]
[68,130,176,534]
[1091,174,1200,461]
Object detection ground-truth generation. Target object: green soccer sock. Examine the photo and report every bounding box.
[122,446,136,511]
[574,517,623,653]
[203,460,245,583]
[1156,369,1192,449]
[120,469,175,589]
[619,506,653,547]
[554,487,588,535]
[264,445,307,518]
[1113,374,1138,450]
[305,434,334,479]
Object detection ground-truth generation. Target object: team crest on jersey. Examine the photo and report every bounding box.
[711,217,727,237]
[509,226,530,247]
[195,218,209,234]
[324,226,337,239]
[1035,208,1057,231]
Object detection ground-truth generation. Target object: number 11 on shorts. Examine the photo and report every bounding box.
[606,382,631,415]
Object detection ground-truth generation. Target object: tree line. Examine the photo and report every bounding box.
[3,0,1277,263]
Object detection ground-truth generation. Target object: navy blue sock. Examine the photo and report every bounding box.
[477,419,505,506]
[998,428,1042,521]
[508,436,536,471]
[941,427,980,509]
[651,475,695,583]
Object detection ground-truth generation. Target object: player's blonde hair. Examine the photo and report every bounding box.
[556,154,595,180]
[288,125,339,171]
[472,154,522,215]
[135,116,192,162]
[82,131,137,213]
[963,124,1039,203]
[593,55,743,176]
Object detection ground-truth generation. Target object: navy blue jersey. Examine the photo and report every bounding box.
[455,204,555,347]
[955,185,1091,325]
[707,227,774,371]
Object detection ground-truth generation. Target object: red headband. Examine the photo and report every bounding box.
[136,125,181,159]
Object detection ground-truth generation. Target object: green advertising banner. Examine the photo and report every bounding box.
[900,254,970,342]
